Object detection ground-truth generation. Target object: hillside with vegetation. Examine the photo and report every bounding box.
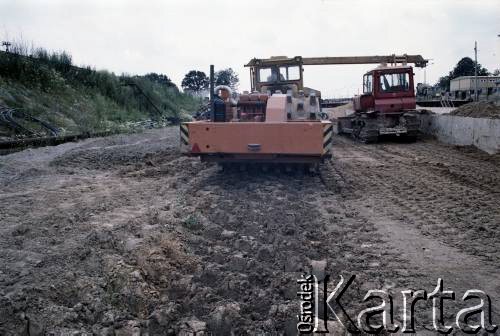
[0,46,199,138]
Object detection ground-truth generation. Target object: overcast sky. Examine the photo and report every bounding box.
[1,0,499,97]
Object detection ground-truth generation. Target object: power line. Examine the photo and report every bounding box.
[474,41,478,102]
[1,41,11,52]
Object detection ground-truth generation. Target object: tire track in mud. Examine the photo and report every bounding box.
[1,128,499,335]
[333,136,500,261]
[377,142,500,194]
[330,136,500,325]
[169,161,443,333]
[45,133,500,334]
[176,171,329,332]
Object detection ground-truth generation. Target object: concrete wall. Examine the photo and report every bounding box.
[419,114,500,154]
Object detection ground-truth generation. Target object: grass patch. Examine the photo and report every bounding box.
[0,44,201,135]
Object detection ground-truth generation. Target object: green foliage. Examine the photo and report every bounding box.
[181,70,209,93]
[450,57,489,78]
[437,75,451,91]
[145,73,177,90]
[0,44,200,133]
[0,52,65,92]
[437,57,490,90]
[215,68,239,90]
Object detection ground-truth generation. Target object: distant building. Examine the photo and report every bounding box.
[450,76,500,102]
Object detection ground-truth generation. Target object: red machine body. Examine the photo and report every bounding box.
[341,65,420,142]
[353,65,416,113]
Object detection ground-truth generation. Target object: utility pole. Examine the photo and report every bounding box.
[1,41,11,52]
[474,41,478,102]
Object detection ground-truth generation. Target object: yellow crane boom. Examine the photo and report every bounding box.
[246,54,428,68]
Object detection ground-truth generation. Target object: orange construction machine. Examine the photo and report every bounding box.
[180,57,333,169]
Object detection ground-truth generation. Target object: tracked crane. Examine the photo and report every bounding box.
[246,55,428,142]
[180,54,427,168]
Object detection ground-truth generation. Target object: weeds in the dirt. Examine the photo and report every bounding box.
[183,214,203,231]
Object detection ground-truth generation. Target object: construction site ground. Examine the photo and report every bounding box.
[1,127,499,335]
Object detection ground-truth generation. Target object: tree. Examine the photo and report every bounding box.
[437,57,490,90]
[437,75,451,91]
[450,57,489,78]
[145,73,177,89]
[493,69,500,76]
[215,68,239,90]
[181,70,209,93]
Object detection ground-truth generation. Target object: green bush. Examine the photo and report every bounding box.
[0,45,200,134]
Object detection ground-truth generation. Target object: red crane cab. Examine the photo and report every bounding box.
[354,65,416,114]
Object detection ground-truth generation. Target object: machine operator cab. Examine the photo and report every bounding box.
[355,65,416,113]
[246,56,304,95]
[245,56,321,98]
[244,56,323,121]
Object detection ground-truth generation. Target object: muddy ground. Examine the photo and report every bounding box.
[0,127,499,335]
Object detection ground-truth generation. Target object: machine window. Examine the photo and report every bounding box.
[259,68,274,82]
[287,66,300,80]
[364,74,373,93]
[277,66,300,81]
[279,67,288,81]
[260,66,300,83]
[380,73,410,92]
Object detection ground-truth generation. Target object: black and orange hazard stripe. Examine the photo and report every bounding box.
[323,123,333,154]
[180,123,189,146]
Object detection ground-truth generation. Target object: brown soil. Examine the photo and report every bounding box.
[0,128,499,335]
[449,101,500,118]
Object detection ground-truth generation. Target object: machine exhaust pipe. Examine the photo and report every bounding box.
[210,64,215,122]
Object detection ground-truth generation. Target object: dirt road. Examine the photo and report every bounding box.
[0,128,499,335]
